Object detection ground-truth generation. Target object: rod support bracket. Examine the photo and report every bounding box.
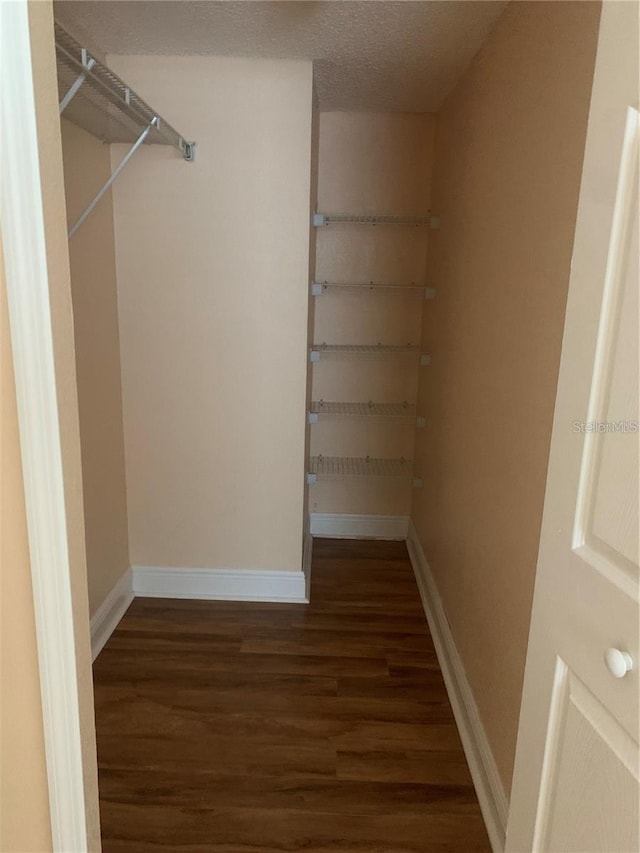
[183,141,196,162]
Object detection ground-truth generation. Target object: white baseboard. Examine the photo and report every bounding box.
[406,520,508,853]
[90,559,309,663]
[310,513,409,539]
[90,568,134,662]
[303,534,313,601]
[132,565,308,603]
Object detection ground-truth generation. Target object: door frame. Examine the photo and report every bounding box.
[0,1,89,848]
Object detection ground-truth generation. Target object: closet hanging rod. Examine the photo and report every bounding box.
[55,23,196,162]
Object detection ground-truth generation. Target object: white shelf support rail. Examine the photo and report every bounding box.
[58,48,95,114]
[69,117,157,238]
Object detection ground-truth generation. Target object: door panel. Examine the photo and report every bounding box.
[574,107,639,587]
[534,659,638,853]
[507,3,639,850]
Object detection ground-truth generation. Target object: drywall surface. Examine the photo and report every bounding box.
[311,112,435,515]
[27,2,101,845]
[61,120,130,616]
[412,1,601,794]
[0,248,52,853]
[109,55,313,572]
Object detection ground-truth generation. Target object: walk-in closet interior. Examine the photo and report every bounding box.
[53,4,454,612]
[36,0,607,848]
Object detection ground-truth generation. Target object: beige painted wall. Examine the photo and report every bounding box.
[412,0,601,793]
[61,120,129,616]
[311,112,435,515]
[109,55,313,571]
[0,247,52,853]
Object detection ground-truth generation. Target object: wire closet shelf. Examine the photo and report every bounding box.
[55,23,195,159]
[310,455,412,478]
[311,281,432,297]
[310,343,420,355]
[313,213,438,227]
[309,343,430,365]
[307,455,422,488]
[310,400,418,421]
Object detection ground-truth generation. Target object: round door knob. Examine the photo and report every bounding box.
[604,648,633,678]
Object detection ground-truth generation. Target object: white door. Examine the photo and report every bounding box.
[506,2,639,851]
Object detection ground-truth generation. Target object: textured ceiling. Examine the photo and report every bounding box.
[54,1,507,112]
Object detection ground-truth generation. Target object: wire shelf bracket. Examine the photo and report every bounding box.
[59,48,96,114]
[69,117,156,238]
[55,22,196,238]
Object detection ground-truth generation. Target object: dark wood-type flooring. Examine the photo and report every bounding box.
[93,538,491,852]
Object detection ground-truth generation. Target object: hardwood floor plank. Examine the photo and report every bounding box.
[290,610,433,635]
[98,768,480,816]
[97,734,337,778]
[99,802,489,853]
[99,644,390,677]
[336,748,474,786]
[94,664,339,697]
[93,538,490,851]
[96,683,456,725]
[240,630,434,659]
[337,671,449,701]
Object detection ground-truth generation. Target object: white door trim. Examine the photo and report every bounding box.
[0,2,88,849]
